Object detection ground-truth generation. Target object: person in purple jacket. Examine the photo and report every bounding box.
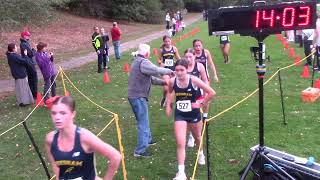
[35,42,57,102]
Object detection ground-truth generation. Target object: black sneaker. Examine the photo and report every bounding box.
[148,140,157,146]
[134,151,152,158]
[160,98,166,108]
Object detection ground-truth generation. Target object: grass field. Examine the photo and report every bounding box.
[0,20,319,180]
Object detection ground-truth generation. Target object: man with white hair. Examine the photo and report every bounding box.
[128,43,174,157]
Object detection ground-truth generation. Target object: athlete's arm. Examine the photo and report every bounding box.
[166,78,175,117]
[82,129,121,180]
[205,49,219,83]
[45,132,59,180]
[197,63,209,85]
[173,46,181,60]
[191,76,215,107]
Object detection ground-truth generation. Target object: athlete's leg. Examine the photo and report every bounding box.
[175,120,187,166]
[189,120,205,165]
[223,43,231,63]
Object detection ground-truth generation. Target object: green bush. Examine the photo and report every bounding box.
[0,0,55,31]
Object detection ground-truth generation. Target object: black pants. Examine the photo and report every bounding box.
[102,48,109,68]
[26,64,38,99]
[297,35,303,47]
[97,52,103,72]
[303,38,313,66]
[166,21,170,29]
[316,46,320,68]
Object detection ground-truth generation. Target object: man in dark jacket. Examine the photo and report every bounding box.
[100,27,110,69]
[92,26,104,73]
[20,31,38,99]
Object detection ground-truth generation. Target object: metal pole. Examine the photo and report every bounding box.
[22,122,51,179]
[277,68,287,125]
[205,121,212,180]
[311,55,316,87]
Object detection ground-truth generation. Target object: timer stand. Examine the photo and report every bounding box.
[239,33,295,180]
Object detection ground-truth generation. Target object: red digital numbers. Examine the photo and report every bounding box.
[298,6,310,26]
[255,5,311,29]
[263,10,275,27]
[282,7,295,27]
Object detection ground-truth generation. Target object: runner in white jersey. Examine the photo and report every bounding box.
[302,29,315,66]
[313,17,320,71]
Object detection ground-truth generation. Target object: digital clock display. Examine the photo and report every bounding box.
[208,2,317,35]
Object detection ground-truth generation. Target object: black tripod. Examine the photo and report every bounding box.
[239,35,295,180]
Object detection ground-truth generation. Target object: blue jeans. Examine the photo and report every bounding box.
[128,97,152,154]
[113,40,121,59]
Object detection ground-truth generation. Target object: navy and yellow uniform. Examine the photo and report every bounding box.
[195,49,209,78]
[187,63,202,98]
[174,76,201,123]
[219,35,230,45]
[162,46,176,71]
[51,127,96,180]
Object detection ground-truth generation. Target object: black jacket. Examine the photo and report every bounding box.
[101,34,109,49]
[7,52,29,79]
[20,38,36,60]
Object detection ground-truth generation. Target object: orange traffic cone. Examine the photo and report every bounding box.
[36,92,44,107]
[183,33,188,39]
[123,62,130,73]
[275,34,281,40]
[178,36,182,42]
[301,66,310,78]
[103,71,110,83]
[45,96,60,110]
[294,55,301,66]
[153,48,158,56]
[283,41,289,49]
[315,79,320,89]
[289,48,295,58]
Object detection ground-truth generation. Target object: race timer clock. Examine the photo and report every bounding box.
[208,1,317,35]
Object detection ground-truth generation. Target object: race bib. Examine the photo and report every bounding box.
[176,100,192,112]
[164,59,174,66]
[221,36,228,41]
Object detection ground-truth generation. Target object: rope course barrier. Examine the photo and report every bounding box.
[190,48,316,179]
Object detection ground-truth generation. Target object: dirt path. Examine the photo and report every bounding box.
[0,14,201,95]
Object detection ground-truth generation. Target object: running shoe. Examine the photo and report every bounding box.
[173,172,187,180]
[187,133,195,148]
[160,97,166,108]
[198,153,206,165]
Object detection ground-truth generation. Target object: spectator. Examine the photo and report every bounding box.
[20,31,38,99]
[181,21,185,31]
[165,12,170,30]
[128,43,174,157]
[313,17,320,72]
[302,29,314,66]
[100,27,110,69]
[6,43,34,106]
[35,42,57,102]
[172,17,177,36]
[92,26,104,73]
[110,22,122,60]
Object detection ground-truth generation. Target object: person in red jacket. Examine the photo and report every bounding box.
[110,22,122,60]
